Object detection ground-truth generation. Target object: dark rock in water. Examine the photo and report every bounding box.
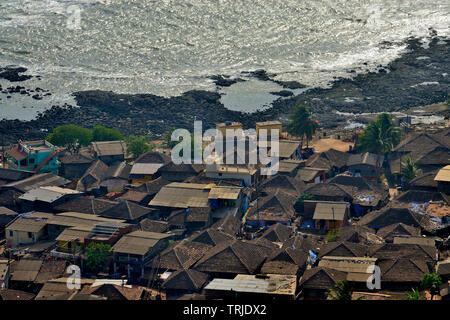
[210,75,245,87]
[0,66,33,82]
[248,69,273,81]
[274,80,306,89]
[32,94,42,100]
[270,90,294,97]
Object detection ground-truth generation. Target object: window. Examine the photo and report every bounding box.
[28,232,33,238]
[9,231,13,237]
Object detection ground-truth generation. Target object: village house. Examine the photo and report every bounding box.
[246,188,297,230]
[278,159,305,177]
[312,201,351,231]
[255,120,282,138]
[76,160,109,195]
[83,221,132,247]
[18,186,83,212]
[53,197,118,215]
[305,148,350,176]
[356,203,429,231]
[58,151,95,180]
[129,151,171,184]
[5,217,48,247]
[112,231,171,278]
[126,176,170,199]
[192,239,273,278]
[53,225,93,260]
[190,228,235,247]
[91,140,127,165]
[150,182,246,223]
[117,190,154,206]
[6,140,60,174]
[278,140,303,160]
[388,130,450,180]
[157,162,204,182]
[0,167,34,186]
[408,170,439,192]
[376,223,421,243]
[99,161,131,193]
[318,256,378,290]
[298,267,347,299]
[295,167,327,183]
[260,245,308,279]
[1,172,70,196]
[346,152,384,180]
[317,241,369,260]
[99,200,156,224]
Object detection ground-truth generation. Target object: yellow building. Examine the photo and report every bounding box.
[216,121,243,137]
[256,121,282,138]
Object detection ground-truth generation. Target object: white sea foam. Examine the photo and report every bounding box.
[0,0,448,114]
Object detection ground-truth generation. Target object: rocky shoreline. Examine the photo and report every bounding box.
[0,35,448,145]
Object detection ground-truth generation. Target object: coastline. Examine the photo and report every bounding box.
[0,36,448,145]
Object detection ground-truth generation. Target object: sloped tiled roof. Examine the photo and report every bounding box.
[318,241,368,259]
[378,258,431,282]
[190,228,235,246]
[161,269,209,292]
[260,223,293,243]
[210,214,241,236]
[154,241,212,270]
[99,200,153,221]
[376,223,421,241]
[53,197,117,214]
[76,160,109,192]
[299,267,347,290]
[193,239,273,274]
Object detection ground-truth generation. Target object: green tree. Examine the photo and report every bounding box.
[46,124,93,153]
[85,242,113,273]
[357,113,401,158]
[126,134,153,157]
[400,155,422,181]
[326,280,354,300]
[420,273,443,300]
[163,127,177,149]
[287,104,318,149]
[92,125,124,142]
[405,288,421,300]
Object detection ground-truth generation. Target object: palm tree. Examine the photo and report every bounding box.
[357,113,401,167]
[420,273,443,300]
[326,280,354,300]
[287,104,318,149]
[400,155,422,181]
[405,288,421,300]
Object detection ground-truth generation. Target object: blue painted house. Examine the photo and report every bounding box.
[6,140,60,174]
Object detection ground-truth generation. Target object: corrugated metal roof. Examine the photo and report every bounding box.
[208,186,241,200]
[150,183,211,208]
[91,141,127,156]
[205,274,296,296]
[6,217,47,232]
[313,202,349,220]
[112,231,169,255]
[434,165,450,182]
[130,163,163,175]
[19,186,82,203]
